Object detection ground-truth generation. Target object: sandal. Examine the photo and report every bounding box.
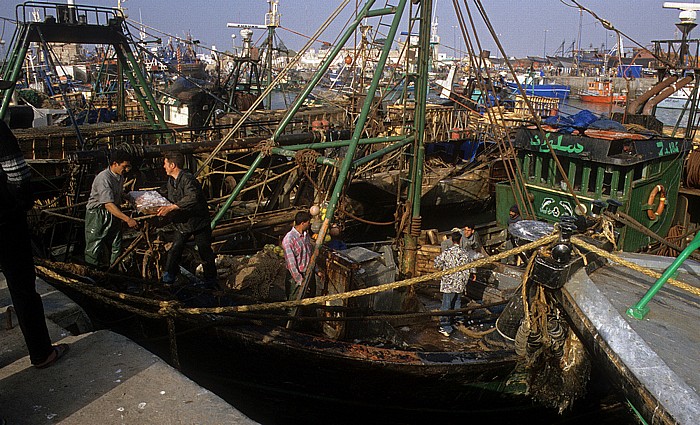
[34,343,69,369]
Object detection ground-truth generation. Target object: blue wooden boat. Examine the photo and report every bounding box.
[506,81,571,101]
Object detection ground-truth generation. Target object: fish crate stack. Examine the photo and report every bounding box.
[513,95,559,118]
[415,229,442,276]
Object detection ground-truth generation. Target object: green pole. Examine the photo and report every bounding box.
[352,137,413,168]
[211,152,265,228]
[119,46,168,130]
[402,0,432,278]
[270,147,339,167]
[0,44,28,121]
[627,231,700,319]
[287,0,408,326]
[273,0,381,139]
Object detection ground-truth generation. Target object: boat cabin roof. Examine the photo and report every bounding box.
[515,127,690,166]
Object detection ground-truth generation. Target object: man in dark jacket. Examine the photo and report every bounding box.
[157,152,216,285]
[0,120,68,368]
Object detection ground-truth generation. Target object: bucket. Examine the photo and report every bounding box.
[495,291,525,341]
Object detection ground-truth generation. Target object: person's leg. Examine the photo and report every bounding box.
[163,231,186,283]
[0,215,53,364]
[106,216,122,266]
[193,228,217,280]
[439,292,454,333]
[84,208,108,266]
[287,277,300,301]
[454,293,463,324]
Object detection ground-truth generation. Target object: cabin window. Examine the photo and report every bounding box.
[554,157,577,192]
[601,169,612,196]
[539,156,557,186]
[571,161,583,193]
[523,154,534,180]
[586,164,600,196]
[633,164,644,182]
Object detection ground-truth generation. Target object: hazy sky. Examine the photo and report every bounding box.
[0,1,696,58]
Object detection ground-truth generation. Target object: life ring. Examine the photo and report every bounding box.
[646,184,666,220]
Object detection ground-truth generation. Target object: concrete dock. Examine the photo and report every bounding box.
[0,273,256,425]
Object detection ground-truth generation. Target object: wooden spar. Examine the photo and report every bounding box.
[211,208,299,238]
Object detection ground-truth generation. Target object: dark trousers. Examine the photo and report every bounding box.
[0,214,53,364]
[164,227,217,279]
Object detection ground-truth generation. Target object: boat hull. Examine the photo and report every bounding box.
[34,262,540,417]
[579,94,626,104]
[556,257,700,425]
[506,82,570,100]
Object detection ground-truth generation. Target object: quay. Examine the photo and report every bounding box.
[0,273,256,425]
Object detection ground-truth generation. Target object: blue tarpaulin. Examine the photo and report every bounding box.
[617,65,642,78]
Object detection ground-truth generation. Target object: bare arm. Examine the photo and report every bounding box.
[104,202,138,228]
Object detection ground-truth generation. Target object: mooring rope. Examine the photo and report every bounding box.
[178,235,559,314]
[571,236,700,297]
[37,233,699,320]
[36,235,558,316]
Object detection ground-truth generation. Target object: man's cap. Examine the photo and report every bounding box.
[450,227,461,232]
[509,205,519,213]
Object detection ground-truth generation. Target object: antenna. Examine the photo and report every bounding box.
[663,2,700,24]
[663,2,699,66]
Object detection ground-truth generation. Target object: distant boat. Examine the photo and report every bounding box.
[506,81,570,101]
[506,73,570,101]
[656,86,698,110]
[579,80,626,104]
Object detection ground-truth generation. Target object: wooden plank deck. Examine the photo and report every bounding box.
[558,254,700,424]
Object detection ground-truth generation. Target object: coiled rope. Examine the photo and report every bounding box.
[684,150,700,189]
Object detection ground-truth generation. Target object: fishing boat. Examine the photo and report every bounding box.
[578,80,626,104]
[491,5,700,423]
[506,72,570,101]
[656,85,699,110]
[0,0,563,419]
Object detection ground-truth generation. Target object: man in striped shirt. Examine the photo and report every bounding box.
[0,119,69,368]
[282,211,313,300]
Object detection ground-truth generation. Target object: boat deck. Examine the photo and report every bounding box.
[560,253,700,424]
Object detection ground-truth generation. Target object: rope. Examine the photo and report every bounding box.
[570,237,700,297]
[685,150,700,189]
[178,234,559,314]
[257,139,276,157]
[657,224,685,257]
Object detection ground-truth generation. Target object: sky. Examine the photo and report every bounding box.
[0,0,697,59]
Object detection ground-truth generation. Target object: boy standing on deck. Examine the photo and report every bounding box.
[434,231,474,337]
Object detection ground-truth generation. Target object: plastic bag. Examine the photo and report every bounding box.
[128,190,171,214]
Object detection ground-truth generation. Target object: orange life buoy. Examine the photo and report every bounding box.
[646,184,666,220]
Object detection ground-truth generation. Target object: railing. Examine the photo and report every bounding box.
[15,1,122,27]
[627,231,700,319]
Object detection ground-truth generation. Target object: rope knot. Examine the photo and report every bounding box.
[295,149,320,171]
[159,300,180,317]
[257,139,277,156]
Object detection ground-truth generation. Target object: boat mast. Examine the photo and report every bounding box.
[401,0,432,277]
[264,0,281,109]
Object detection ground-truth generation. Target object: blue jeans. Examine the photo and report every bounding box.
[440,292,462,330]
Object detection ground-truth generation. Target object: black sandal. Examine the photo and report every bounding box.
[34,343,69,369]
